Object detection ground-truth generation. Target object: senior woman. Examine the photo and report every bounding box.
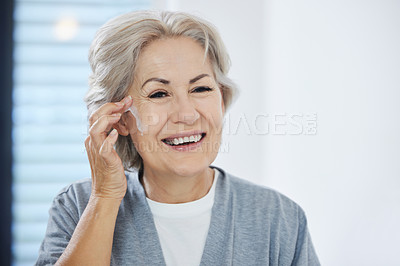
[36,10,319,266]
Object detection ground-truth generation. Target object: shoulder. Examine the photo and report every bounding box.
[56,178,92,199]
[50,178,92,217]
[214,166,305,220]
[51,171,139,216]
[212,167,320,264]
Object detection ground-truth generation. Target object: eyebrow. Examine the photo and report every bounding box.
[141,78,169,89]
[141,74,210,89]
[189,73,210,84]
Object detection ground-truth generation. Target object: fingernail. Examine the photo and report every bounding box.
[110,129,118,136]
[124,95,132,104]
[112,113,121,117]
[115,102,124,107]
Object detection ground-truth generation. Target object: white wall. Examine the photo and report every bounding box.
[263,1,400,265]
[155,0,400,265]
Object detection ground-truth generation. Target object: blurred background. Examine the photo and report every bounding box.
[1,0,399,265]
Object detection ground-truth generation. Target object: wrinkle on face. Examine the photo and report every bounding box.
[124,37,225,180]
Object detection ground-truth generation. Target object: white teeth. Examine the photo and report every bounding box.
[165,134,203,146]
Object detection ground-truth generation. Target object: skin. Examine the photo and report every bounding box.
[56,37,225,264]
[118,37,225,203]
[57,97,133,265]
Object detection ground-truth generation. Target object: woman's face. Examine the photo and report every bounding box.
[126,37,224,177]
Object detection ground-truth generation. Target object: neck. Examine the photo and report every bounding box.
[141,167,214,204]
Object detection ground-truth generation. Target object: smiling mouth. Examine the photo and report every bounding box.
[162,133,206,146]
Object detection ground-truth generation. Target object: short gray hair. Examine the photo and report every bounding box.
[85,10,238,170]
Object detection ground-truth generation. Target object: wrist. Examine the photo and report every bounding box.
[90,188,126,201]
[88,194,123,216]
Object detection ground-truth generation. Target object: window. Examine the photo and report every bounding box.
[12,0,150,265]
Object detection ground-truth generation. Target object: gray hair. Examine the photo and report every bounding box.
[85,10,238,170]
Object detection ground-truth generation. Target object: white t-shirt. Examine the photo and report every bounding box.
[146,169,219,266]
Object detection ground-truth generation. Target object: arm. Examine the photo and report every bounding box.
[37,96,133,265]
[56,196,121,265]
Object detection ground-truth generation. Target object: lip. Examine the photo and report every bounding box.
[162,130,205,141]
[161,130,206,152]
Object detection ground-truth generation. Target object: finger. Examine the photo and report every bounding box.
[89,102,123,127]
[85,136,95,175]
[89,96,133,127]
[89,113,121,149]
[98,128,120,166]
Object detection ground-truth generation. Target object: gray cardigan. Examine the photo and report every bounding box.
[36,166,320,265]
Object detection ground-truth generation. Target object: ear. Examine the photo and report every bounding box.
[114,112,130,136]
[219,85,225,114]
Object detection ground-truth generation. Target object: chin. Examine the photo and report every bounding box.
[166,157,213,178]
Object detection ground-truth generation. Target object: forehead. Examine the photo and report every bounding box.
[134,37,214,83]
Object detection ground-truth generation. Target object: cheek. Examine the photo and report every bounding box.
[128,108,168,151]
[141,113,166,133]
[200,108,224,137]
[205,97,224,124]
[133,104,168,134]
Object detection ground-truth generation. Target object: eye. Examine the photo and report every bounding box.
[149,91,168,98]
[192,86,213,93]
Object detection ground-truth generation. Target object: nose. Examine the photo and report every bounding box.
[170,95,200,125]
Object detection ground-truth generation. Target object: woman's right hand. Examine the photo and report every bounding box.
[85,96,133,200]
